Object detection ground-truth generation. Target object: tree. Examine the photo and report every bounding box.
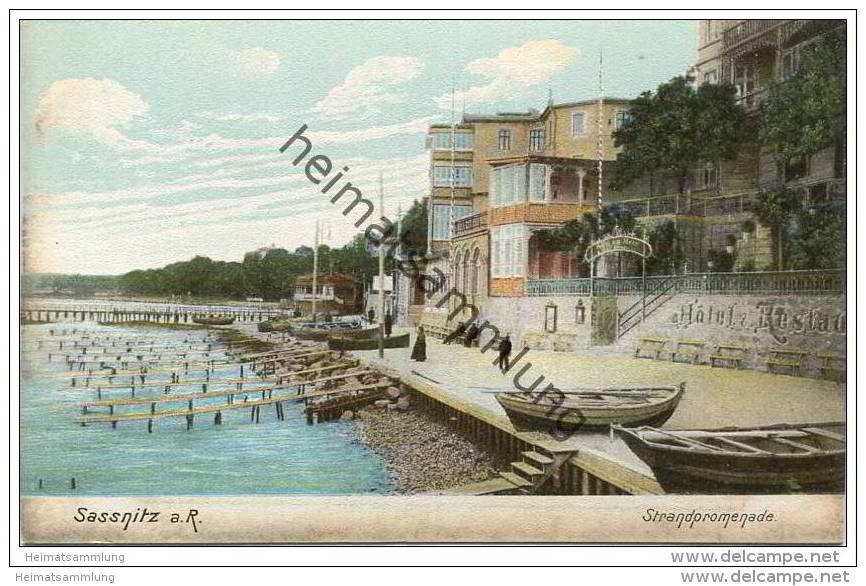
[760,28,846,172]
[397,199,428,255]
[612,76,747,193]
[787,206,846,270]
[753,186,801,270]
[644,220,684,275]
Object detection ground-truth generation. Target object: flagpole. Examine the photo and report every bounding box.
[378,172,385,359]
[312,218,319,323]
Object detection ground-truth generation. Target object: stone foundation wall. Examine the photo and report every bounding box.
[617,293,847,365]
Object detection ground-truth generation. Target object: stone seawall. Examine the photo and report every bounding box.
[617,294,846,353]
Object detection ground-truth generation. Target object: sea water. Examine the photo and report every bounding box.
[19,323,394,496]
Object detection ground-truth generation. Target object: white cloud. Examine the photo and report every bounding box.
[434,39,581,109]
[34,78,156,149]
[115,115,437,168]
[310,56,424,120]
[197,111,283,123]
[232,47,281,77]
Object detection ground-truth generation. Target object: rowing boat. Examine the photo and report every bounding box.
[494,383,685,432]
[327,332,411,351]
[614,422,845,493]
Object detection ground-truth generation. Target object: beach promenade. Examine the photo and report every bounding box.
[351,328,846,490]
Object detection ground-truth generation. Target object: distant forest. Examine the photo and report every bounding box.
[23,200,428,301]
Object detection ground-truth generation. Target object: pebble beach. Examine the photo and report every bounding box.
[355,406,498,494]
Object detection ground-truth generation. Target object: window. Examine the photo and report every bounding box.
[703,69,717,85]
[529,164,547,202]
[454,133,473,150]
[490,164,528,207]
[433,164,472,187]
[615,110,631,130]
[734,63,756,99]
[430,131,474,151]
[698,166,717,190]
[529,128,545,151]
[432,204,471,240]
[571,112,585,137]
[498,129,512,150]
[491,225,526,277]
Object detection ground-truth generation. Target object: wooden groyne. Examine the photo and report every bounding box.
[21,305,284,324]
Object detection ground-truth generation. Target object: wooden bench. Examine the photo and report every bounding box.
[670,340,705,365]
[766,348,810,376]
[634,336,669,360]
[817,353,846,382]
[709,344,750,369]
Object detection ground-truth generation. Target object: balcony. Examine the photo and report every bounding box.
[525,269,845,297]
[608,190,765,219]
[453,211,488,237]
[722,20,785,51]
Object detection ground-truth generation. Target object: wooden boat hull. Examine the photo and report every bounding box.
[327,332,410,351]
[615,423,845,494]
[191,316,235,325]
[494,385,684,433]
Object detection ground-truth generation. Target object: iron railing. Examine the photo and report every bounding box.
[453,211,488,236]
[524,269,845,297]
[722,20,785,50]
[617,277,680,338]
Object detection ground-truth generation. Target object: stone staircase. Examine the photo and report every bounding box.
[497,447,575,495]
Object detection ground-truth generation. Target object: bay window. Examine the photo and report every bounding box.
[430,131,474,151]
[433,164,473,188]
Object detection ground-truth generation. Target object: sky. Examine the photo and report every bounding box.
[20,19,697,275]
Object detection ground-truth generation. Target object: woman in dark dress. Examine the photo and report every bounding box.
[410,326,427,362]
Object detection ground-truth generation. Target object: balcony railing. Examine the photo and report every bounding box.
[453,211,488,237]
[722,20,785,50]
[609,191,760,219]
[525,269,845,297]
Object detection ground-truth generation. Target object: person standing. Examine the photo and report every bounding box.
[410,326,427,362]
[384,311,393,338]
[463,323,479,347]
[368,307,375,324]
[497,334,512,373]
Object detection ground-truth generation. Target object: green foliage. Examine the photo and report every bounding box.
[787,206,846,270]
[753,186,801,269]
[117,199,429,300]
[536,208,636,253]
[707,248,735,273]
[612,75,747,193]
[644,220,685,275]
[22,273,119,295]
[760,28,846,163]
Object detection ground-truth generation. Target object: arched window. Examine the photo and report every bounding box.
[471,248,480,295]
[462,250,470,294]
[453,249,463,293]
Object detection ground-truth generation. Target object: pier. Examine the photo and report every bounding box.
[21,303,285,324]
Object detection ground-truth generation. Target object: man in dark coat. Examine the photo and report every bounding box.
[410,326,427,361]
[384,311,393,338]
[443,321,466,345]
[368,308,375,324]
[497,334,512,373]
[463,323,479,347]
